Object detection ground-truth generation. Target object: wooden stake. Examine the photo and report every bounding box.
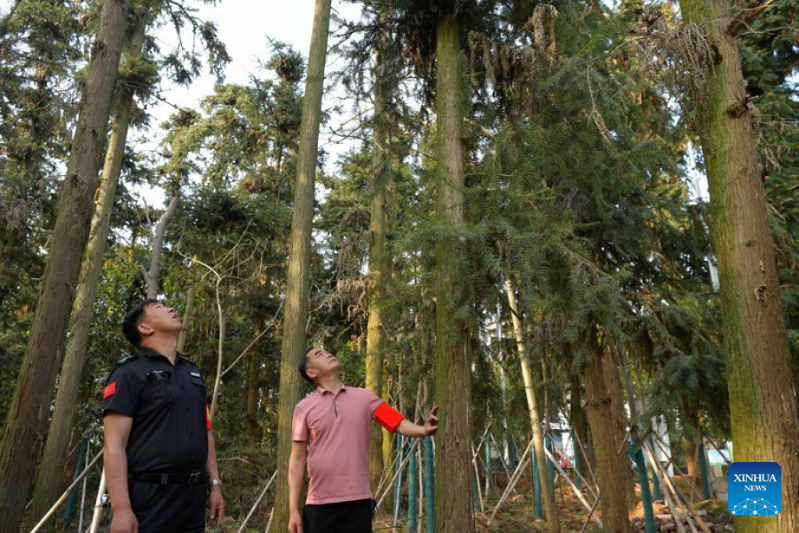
[237,470,277,533]
[487,440,533,525]
[543,447,602,527]
[30,451,104,533]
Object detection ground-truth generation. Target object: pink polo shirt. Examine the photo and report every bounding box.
[291,385,385,505]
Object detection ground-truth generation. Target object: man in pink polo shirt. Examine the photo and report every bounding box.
[288,346,438,533]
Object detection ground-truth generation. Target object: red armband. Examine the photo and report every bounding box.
[206,403,212,430]
[374,403,404,434]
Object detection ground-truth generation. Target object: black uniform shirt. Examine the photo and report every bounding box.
[103,348,210,474]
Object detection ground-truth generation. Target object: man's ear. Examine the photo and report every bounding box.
[138,322,154,337]
[306,367,318,381]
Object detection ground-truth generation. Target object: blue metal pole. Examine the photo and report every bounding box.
[408,446,417,532]
[630,438,656,533]
[532,446,543,518]
[424,437,434,533]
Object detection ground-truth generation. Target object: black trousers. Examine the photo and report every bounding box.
[127,479,206,532]
[303,498,373,533]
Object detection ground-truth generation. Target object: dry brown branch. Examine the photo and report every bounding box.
[727,0,775,37]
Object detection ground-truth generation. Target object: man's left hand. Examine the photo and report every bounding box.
[423,403,439,436]
[209,486,225,527]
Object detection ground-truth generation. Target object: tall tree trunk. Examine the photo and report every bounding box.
[366,18,392,492]
[28,14,150,525]
[245,268,270,446]
[678,1,799,530]
[602,347,636,508]
[683,433,698,480]
[143,194,179,299]
[209,293,226,420]
[245,318,262,446]
[177,286,196,353]
[568,364,590,485]
[270,0,331,531]
[382,378,392,465]
[505,279,560,533]
[583,326,632,533]
[0,0,128,529]
[433,17,475,533]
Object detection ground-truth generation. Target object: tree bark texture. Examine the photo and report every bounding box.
[209,299,226,420]
[569,367,590,485]
[28,14,151,524]
[683,434,698,480]
[584,328,632,533]
[366,22,392,492]
[177,286,196,353]
[0,0,129,529]
[270,0,331,531]
[602,347,636,507]
[245,318,262,446]
[433,17,476,533]
[678,0,799,530]
[506,279,560,533]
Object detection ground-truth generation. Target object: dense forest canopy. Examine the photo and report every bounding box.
[0,0,796,531]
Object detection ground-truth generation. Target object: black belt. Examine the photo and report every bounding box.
[129,471,204,484]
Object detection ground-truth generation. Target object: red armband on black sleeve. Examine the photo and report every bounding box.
[374,403,404,434]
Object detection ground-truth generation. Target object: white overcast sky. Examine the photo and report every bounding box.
[148,0,362,120]
[135,0,365,206]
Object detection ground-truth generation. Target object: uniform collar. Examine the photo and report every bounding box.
[316,383,347,395]
[140,347,183,362]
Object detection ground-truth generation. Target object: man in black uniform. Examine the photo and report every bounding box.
[103,300,225,532]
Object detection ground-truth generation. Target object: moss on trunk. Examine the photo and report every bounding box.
[679,0,799,529]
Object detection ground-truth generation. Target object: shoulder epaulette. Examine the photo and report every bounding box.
[116,354,139,366]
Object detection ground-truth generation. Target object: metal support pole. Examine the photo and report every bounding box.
[424,437,434,533]
[408,446,417,532]
[393,434,405,525]
[532,446,543,518]
[630,437,656,533]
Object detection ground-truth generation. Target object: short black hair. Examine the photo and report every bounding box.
[122,299,159,347]
[298,346,316,385]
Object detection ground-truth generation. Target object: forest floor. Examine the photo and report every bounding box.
[204,471,735,532]
[49,469,733,532]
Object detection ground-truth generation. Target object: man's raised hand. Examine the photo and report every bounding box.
[424,403,439,436]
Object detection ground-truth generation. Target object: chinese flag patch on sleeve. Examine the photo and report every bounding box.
[206,403,212,430]
[103,381,117,399]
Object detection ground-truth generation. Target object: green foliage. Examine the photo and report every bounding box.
[1,0,793,525]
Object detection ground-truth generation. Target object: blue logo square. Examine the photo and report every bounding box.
[728,462,781,516]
